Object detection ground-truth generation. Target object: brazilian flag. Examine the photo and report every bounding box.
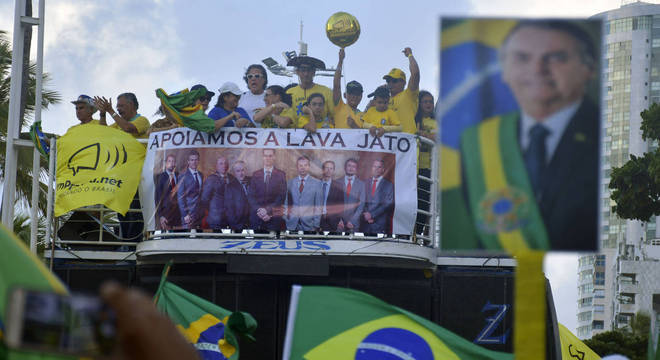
[154,266,257,360]
[439,19,519,250]
[282,286,513,360]
[156,88,216,133]
[0,224,73,359]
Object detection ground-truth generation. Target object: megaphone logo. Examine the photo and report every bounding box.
[67,143,128,176]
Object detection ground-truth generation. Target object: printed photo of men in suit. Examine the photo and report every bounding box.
[285,156,323,231]
[248,149,287,231]
[362,159,394,234]
[176,149,204,229]
[225,160,250,231]
[337,158,365,232]
[319,160,344,231]
[154,153,181,230]
[201,156,232,229]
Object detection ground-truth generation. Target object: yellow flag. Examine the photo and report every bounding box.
[55,124,146,216]
[558,323,601,360]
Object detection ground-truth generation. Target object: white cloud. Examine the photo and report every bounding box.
[544,253,579,333]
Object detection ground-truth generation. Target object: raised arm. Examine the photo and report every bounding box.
[404,47,420,93]
[333,48,345,106]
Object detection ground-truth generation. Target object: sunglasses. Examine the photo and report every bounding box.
[247,74,263,80]
[199,96,211,102]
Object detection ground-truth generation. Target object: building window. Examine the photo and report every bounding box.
[620,273,636,284]
[578,311,592,322]
[593,320,604,330]
[619,293,635,304]
[594,305,605,313]
[595,255,605,266]
[594,289,605,298]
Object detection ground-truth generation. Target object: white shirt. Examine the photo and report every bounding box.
[188,169,202,187]
[520,101,580,164]
[238,91,266,123]
[344,175,355,187]
[263,166,274,182]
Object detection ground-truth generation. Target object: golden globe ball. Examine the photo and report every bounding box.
[326,12,360,48]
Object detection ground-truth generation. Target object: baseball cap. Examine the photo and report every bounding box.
[367,86,390,99]
[383,68,406,82]
[191,84,215,98]
[346,80,363,94]
[217,82,242,96]
[71,95,98,113]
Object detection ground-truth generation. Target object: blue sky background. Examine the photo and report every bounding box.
[0,0,628,335]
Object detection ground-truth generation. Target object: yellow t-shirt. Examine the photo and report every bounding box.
[260,107,296,128]
[70,119,101,129]
[333,99,362,129]
[389,88,419,134]
[110,114,150,139]
[296,114,334,129]
[286,84,334,119]
[361,107,401,131]
[418,116,438,169]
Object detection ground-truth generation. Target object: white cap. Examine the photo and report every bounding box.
[217,82,242,96]
[602,355,630,360]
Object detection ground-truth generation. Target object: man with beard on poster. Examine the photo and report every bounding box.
[225,160,251,231]
[154,154,181,230]
[201,156,232,230]
[337,158,365,232]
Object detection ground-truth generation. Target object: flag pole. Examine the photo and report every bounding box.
[153,259,173,304]
[281,285,302,360]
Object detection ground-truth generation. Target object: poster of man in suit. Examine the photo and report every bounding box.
[285,156,323,231]
[362,159,395,234]
[154,153,181,230]
[176,149,204,229]
[225,160,251,231]
[439,19,601,251]
[248,149,287,231]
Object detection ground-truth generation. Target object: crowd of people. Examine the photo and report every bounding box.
[69,46,438,238]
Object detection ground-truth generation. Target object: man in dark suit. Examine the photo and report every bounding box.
[154,154,181,230]
[362,159,394,234]
[459,20,598,250]
[248,149,287,231]
[319,160,344,231]
[201,156,232,229]
[337,158,365,232]
[225,160,250,231]
[177,150,203,229]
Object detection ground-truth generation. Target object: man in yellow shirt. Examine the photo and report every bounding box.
[286,55,334,120]
[384,47,420,134]
[333,48,363,129]
[362,86,402,137]
[95,92,150,139]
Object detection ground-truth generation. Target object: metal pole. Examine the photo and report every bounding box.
[2,0,27,227]
[430,141,439,249]
[45,137,55,252]
[29,147,39,252]
[28,0,45,253]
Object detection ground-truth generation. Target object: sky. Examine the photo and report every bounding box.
[0,0,635,336]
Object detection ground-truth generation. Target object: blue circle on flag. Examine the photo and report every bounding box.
[355,327,433,360]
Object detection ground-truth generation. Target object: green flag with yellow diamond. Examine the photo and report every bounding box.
[154,264,256,360]
[282,286,513,360]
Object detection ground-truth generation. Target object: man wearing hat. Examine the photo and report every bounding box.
[286,55,334,121]
[71,94,104,127]
[333,48,363,129]
[384,47,420,134]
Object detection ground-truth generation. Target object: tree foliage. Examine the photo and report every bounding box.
[584,329,648,360]
[0,30,61,212]
[610,103,660,221]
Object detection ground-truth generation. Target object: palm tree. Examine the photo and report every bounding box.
[0,30,61,211]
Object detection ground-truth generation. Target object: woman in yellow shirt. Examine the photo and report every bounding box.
[253,85,295,128]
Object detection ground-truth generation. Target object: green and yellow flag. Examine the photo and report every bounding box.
[558,323,600,360]
[154,265,257,360]
[156,88,216,133]
[0,224,72,359]
[54,124,146,216]
[282,286,513,360]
